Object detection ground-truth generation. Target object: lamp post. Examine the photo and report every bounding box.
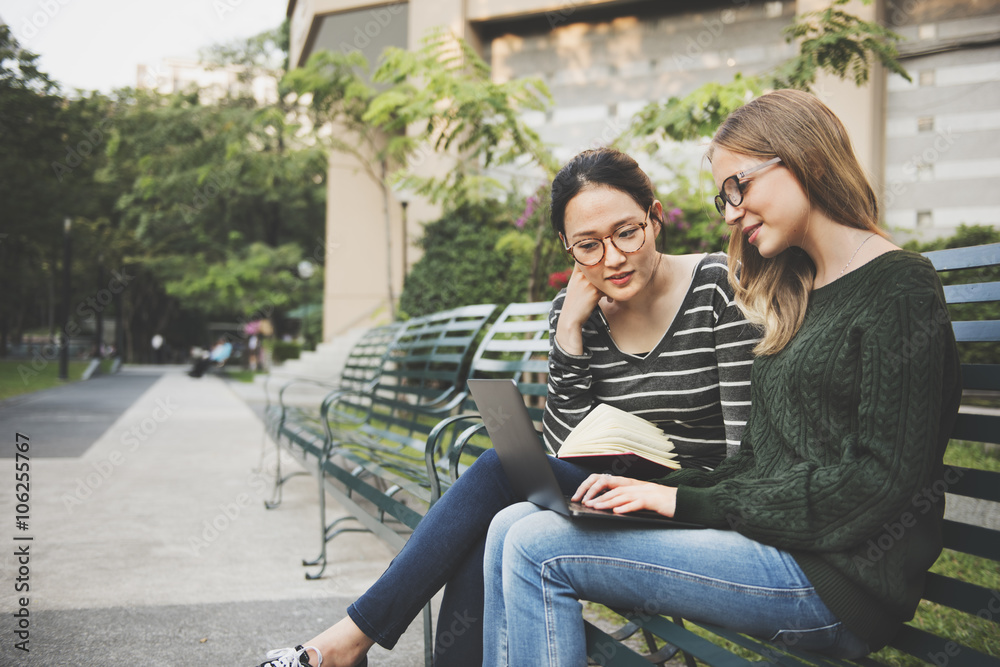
[58,217,72,380]
[401,199,409,276]
[95,253,104,359]
[297,259,315,350]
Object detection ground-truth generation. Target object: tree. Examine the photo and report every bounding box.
[285,29,558,318]
[98,27,328,353]
[0,25,113,354]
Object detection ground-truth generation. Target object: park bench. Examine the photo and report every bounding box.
[263,322,402,510]
[265,304,496,578]
[582,243,1000,667]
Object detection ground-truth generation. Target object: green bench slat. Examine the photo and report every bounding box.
[470,358,549,374]
[943,465,1000,502]
[692,623,815,666]
[922,572,1000,622]
[960,364,1000,391]
[385,353,467,365]
[952,413,1000,445]
[952,320,1000,342]
[319,458,424,530]
[924,243,1000,271]
[497,302,552,316]
[942,520,1000,561]
[518,383,549,397]
[629,615,754,666]
[889,624,1000,667]
[943,281,1000,304]
[481,339,549,352]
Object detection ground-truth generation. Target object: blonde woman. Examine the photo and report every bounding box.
[484,89,962,664]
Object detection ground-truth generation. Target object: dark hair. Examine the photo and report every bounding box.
[550,147,659,235]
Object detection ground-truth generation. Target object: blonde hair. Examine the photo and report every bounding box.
[708,89,886,355]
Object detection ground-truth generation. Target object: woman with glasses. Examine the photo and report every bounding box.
[545,148,756,472]
[484,89,961,665]
[257,149,758,667]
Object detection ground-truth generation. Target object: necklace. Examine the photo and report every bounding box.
[841,232,877,276]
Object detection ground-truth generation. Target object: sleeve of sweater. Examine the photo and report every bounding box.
[542,292,596,452]
[673,270,959,551]
[710,272,758,455]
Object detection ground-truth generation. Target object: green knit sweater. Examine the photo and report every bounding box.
[664,250,961,650]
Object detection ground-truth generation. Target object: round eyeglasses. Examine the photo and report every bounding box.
[714,157,782,215]
[562,206,650,266]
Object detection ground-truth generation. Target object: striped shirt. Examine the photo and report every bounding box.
[543,253,758,470]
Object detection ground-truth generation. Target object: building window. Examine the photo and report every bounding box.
[917,116,934,133]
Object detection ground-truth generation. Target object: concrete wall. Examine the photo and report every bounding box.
[883,0,1000,242]
[483,1,798,173]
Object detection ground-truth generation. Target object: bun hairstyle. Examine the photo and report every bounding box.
[709,89,886,355]
[550,147,662,236]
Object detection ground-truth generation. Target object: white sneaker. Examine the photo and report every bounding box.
[258,645,323,667]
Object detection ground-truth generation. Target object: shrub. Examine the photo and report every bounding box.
[399,201,533,318]
[271,341,301,363]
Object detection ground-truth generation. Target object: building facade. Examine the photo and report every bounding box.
[286,0,1000,339]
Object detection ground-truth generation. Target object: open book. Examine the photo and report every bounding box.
[556,403,680,479]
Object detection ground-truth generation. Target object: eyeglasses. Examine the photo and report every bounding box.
[714,157,782,215]
[562,206,650,266]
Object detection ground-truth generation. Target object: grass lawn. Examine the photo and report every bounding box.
[0,358,114,400]
[220,368,267,383]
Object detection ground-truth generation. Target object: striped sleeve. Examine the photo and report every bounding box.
[543,293,595,452]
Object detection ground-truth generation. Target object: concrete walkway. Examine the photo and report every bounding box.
[0,366,428,666]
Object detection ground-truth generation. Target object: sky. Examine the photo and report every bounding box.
[0,0,288,93]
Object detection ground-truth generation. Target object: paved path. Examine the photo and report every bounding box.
[0,366,428,666]
[0,370,163,458]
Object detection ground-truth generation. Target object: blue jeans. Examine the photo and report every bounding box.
[346,450,591,666]
[484,501,870,667]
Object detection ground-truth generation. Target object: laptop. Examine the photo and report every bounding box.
[468,379,704,528]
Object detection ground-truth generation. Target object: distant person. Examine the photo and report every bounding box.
[151,333,164,364]
[187,337,232,378]
[248,333,259,371]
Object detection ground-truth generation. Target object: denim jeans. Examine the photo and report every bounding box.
[346,449,591,666]
[484,501,870,667]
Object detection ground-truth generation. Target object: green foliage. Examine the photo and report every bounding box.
[271,340,301,363]
[1,23,326,361]
[398,200,533,317]
[149,242,312,316]
[775,0,910,89]
[371,29,559,204]
[626,75,764,146]
[902,225,1000,366]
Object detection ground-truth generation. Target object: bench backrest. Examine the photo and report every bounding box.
[441,301,554,462]
[348,304,498,451]
[887,243,1000,664]
[338,322,405,394]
